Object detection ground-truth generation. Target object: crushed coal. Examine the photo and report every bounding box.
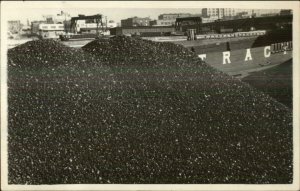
[82,36,200,68]
[8,37,292,184]
[8,39,104,69]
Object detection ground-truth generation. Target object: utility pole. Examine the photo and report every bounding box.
[105,16,107,31]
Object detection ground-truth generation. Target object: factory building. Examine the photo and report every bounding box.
[109,26,175,37]
[158,13,192,20]
[201,16,219,23]
[30,11,71,37]
[69,15,115,35]
[38,23,65,39]
[156,13,192,26]
[75,20,101,33]
[121,17,151,27]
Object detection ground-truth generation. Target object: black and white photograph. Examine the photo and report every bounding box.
[1,1,299,190]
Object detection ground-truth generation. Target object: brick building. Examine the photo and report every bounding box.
[121,17,151,27]
[156,13,192,26]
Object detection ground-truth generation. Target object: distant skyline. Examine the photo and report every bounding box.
[3,1,286,25]
[6,8,283,26]
[5,8,204,25]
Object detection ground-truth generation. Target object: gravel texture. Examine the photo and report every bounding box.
[8,39,104,69]
[7,38,292,184]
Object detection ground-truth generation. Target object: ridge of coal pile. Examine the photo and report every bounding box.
[82,36,199,67]
[8,39,103,68]
[8,37,292,184]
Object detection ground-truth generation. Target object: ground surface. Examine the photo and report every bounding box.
[242,59,292,108]
[7,38,293,184]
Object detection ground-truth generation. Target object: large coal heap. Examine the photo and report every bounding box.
[82,36,201,67]
[8,37,293,184]
[8,39,102,68]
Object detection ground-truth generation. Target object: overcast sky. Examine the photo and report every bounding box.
[4,8,205,24]
[2,1,284,25]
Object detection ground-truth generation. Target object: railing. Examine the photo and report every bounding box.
[196,30,266,39]
[271,41,293,54]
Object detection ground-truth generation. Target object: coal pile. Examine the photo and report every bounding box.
[8,39,103,69]
[82,36,199,67]
[8,37,292,184]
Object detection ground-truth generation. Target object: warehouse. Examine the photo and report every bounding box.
[38,23,65,39]
[109,26,175,37]
[176,14,292,34]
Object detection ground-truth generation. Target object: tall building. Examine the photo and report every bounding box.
[121,17,151,27]
[202,8,235,19]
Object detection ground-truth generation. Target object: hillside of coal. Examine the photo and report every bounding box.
[82,36,199,68]
[8,38,292,184]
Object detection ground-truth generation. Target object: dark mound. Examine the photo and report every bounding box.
[243,59,293,108]
[8,39,101,68]
[82,36,199,67]
[8,37,292,184]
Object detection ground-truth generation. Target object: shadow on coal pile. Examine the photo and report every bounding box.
[7,38,292,184]
[242,59,292,108]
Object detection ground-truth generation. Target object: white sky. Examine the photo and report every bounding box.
[4,8,205,24]
[2,1,284,25]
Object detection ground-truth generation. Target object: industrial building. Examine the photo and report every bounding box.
[175,14,292,34]
[156,13,193,26]
[121,17,151,27]
[38,23,65,39]
[175,17,202,34]
[158,13,192,20]
[109,26,175,36]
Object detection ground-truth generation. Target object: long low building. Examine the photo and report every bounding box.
[109,26,175,37]
[38,23,65,39]
[176,14,292,34]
